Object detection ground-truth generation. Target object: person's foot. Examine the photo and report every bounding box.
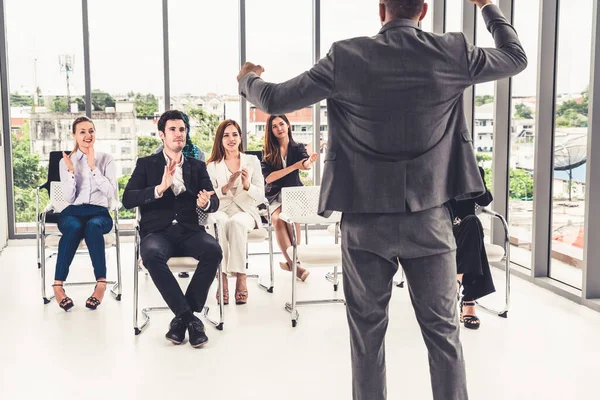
[165,317,187,344]
[296,265,310,282]
[86,280,107,310]
[235,273,248,305]
[52,282,73,311]
[188,318,209,348]
[216,272,229,305]
[460,300,481,329]
[178,272,190,278]
[280,261,310,281]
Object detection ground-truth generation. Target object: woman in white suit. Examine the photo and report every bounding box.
[206,119,264,305]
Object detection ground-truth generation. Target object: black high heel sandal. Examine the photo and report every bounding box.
[52,284,74,312]
[85,280,107,310]
[460,300,481,330]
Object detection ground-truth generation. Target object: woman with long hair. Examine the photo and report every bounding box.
[262,114,317,281]
[53,116,117,311]
[206,120,264,305]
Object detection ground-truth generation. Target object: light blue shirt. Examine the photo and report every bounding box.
[59,150,117,208]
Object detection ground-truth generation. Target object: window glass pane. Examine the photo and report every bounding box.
[246,0,313,184]
[509,0,541,269]
[474,5,497,243]
[320,0,382,183]
[445,0,463,33]
[420,1,434,32]
[6,0,84,229]
[169,0,239,160]
[88,0,163,220]
[550,0,593,289]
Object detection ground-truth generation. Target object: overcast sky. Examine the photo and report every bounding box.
[6,0,594,100]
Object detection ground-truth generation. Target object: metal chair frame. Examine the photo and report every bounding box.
[280,186,346,327]
[133,215,225,335]
[39,181,122,304]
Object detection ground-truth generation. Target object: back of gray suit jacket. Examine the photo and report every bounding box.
[239,4,527,215]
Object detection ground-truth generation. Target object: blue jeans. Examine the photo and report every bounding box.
[55,204,113,281]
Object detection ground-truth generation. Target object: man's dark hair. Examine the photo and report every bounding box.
[157,109,186,133]
[382,0,425,20]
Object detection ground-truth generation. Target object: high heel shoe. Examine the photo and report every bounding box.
[52,284,74,312]
[280,261,310,281]
[460,299,480,330]
[216,288,229,305]
[85,280,107,310]
[235,274,248,305]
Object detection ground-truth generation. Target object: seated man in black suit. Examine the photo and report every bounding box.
[123,110,222,348]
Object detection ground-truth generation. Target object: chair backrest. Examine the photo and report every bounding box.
[281,186,341,224]
[49,181,72,213]
[50,181,115,213]
[246,150,263,162]
[40,151,71,193]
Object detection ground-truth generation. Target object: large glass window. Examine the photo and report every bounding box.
[6,0,85,230]
[474,5,497,243]
[509,0,541,269]
[445,0,463,33]
[169,0,239,160]
[550,0,593,289]
[246,0,313,183]
[88,0,163,220]
[420,1,434,32]
[320,0,382,183]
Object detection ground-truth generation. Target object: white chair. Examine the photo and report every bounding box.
[40,181,122,304]
[476,207,511,318]
[133,214,225,335]
[245,200,275,293]
[391,206,511,317]
[279,186,345,327]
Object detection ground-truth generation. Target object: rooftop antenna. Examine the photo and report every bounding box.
[59,54,74,105]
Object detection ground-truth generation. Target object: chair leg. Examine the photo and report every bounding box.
[290,245,299,327]
[133,237,141,335]
[113,233,122,301]
[41,233,52,304]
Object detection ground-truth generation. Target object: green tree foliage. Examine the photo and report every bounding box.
[118,175,135,219]
[91,89,116,111]
[52,96,69,112]
[483,167,533,201]
[475,95,494,107]
[555,87,589,127]
[133,93,159,117]
[11,122,48,222]
[10,93,34,107]
[186,107,220,154]
[246,137,263,152]
[137,136,162,158]
[514,103,533,119]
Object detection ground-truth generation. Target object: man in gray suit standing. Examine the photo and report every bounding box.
[237,1,526,398]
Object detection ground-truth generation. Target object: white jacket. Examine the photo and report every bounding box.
[206,153,265,227]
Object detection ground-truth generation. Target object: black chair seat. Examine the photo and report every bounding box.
[40,212,60,224]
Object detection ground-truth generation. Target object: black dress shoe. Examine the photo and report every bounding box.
[188,318,209,348]
[178,272,190,278]
[165,317,186,345]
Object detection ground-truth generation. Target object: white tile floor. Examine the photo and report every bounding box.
[1,235,600,400]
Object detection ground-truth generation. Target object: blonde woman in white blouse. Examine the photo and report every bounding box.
[206,119,264,305]
[54,116,117,311]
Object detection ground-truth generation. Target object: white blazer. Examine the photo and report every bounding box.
[206,153,265,228]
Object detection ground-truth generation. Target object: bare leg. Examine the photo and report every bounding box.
[272,208,294,267]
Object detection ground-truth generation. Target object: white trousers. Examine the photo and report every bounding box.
[212,206,255,275]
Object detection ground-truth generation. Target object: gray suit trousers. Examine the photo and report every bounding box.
[341,207,468,400]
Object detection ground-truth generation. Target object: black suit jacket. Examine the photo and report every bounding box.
[122,152,219,237]
[261,141,309,204]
